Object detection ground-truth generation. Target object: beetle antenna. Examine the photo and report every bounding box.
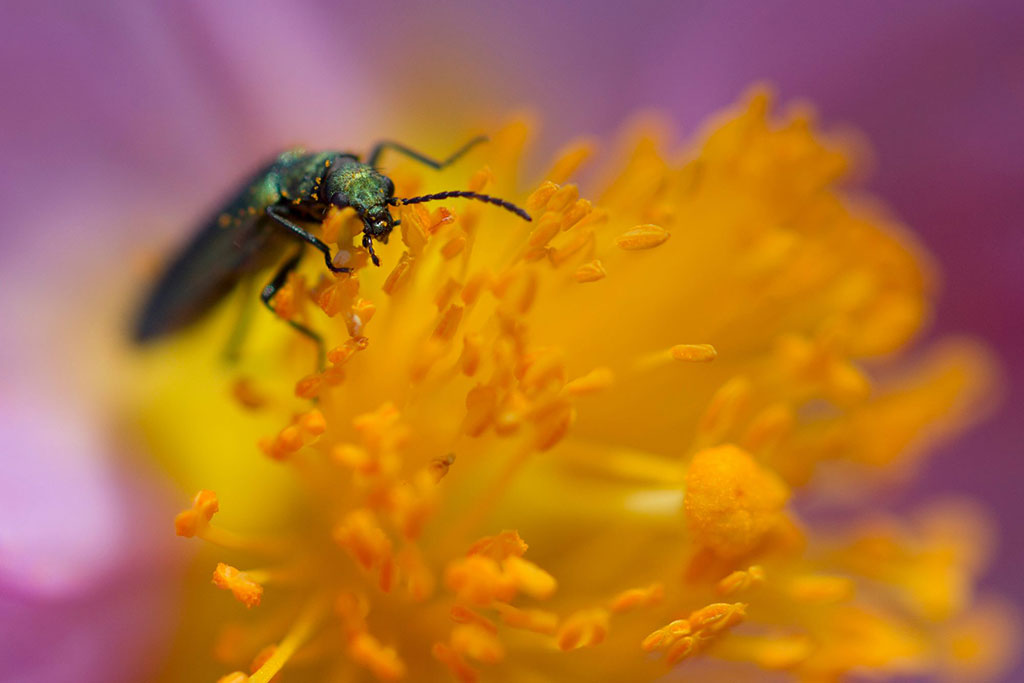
[393,191,531,222]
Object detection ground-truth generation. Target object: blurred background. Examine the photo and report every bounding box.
[1,1,1021,680]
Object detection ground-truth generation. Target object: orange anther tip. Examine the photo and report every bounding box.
[615,224,670,250]
[608,582,664,613]
[665,636,699,665]
[212,563,263,608]
[450,624,506,664]
[573,260,607,283]
[555,609,609,651]
[279,425,303,451]
[504,555,557,599]
[174,510,199,537]
[175,490,219,536]
[670,344,718,362]
[195,490,220,518]
[466,530,528,560]
[441,233,468,260]
[564,366,614,395]
[687,602,747,634]
[450,605,498,633]
[432,642,479,683]
[493,602,559,634]
[300,409,327,435]
[526,182,559,213]
[294,374,322,399]
[349,632,406,681]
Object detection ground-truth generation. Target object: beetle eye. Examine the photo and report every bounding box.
[385,178,395,196]
[331,192,349,207]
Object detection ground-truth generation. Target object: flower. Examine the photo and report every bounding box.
[0,389,181,682]
[138,92,1017,681]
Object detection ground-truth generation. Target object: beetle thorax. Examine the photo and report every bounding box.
[327,164,391,216]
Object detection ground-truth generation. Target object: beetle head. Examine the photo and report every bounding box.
[325,164,398,265]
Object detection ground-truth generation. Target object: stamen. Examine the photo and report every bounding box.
[504,555,557,599]
[555,608,610,650]
[670,344,718,362]
[559,199,593,231]
[451,624,505,663]
[174,489,219,537]
[544,140,594,184]
[433,305,464,342]
[563,366,614,395]
[493,602,559,634]
[608,582,664,613]
[526,182,559,213]
[716,565,767,596]
[432,641,479,683]
[382,252,414,295]
[212,563,264,608]
[349,632,406,681]
[450,605,498,634]
[615,224,670,250]
[247,596,329,683]
[573,259,607,283]
[441,232,468,260]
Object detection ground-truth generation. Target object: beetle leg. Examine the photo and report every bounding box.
[367,135,488,169]
[223,274,256,363]
[266,205,350,274]
[261,248,325,371]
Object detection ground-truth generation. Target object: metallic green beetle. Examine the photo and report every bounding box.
[133,137,530,363]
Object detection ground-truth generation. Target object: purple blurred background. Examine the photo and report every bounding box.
[2,1,1022,679]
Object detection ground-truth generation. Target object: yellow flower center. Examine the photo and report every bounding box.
[141,90,1016,681]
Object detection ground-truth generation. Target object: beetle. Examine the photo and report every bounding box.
[133,137,530,366]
